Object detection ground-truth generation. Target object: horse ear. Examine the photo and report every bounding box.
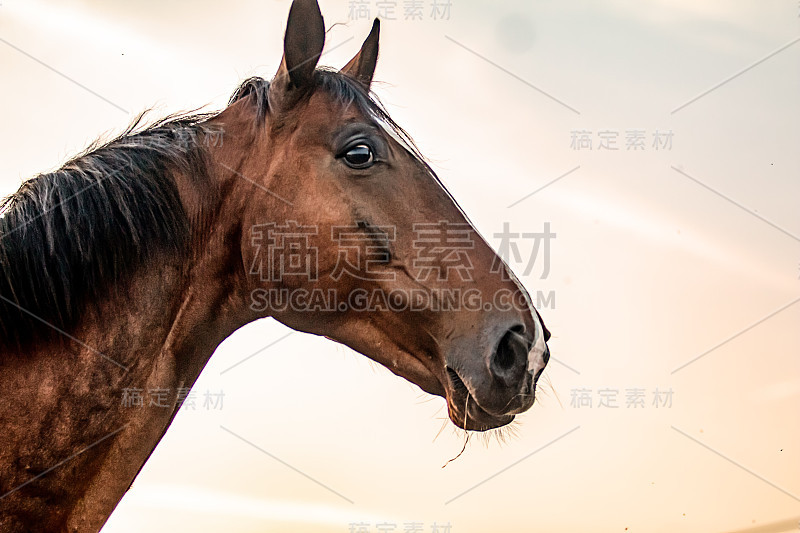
[269,0,326,112]
[341,18,380,89]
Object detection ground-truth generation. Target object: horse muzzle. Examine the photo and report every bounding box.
[443,318,550,431]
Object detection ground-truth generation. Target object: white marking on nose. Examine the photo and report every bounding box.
[527,313,547,377]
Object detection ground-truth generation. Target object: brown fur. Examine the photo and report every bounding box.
[0,2,549,530]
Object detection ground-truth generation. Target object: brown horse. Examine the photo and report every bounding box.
[0,1,550,531]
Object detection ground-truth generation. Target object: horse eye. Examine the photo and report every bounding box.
[343,144,374,169]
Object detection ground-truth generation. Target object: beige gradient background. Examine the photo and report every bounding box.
[1,1,798,532]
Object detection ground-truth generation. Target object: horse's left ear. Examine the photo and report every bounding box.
[269,0,326,113]
[341,18,380,89]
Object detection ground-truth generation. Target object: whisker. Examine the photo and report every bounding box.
[463,393,469,431]
[499,391,533,412]
[433,418,449,443]
[543,373,562,409]
[442,428,470,468]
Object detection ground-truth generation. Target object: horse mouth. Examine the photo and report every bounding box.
[444,367,520,431]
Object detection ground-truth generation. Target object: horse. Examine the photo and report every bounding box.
[0,1,550,531]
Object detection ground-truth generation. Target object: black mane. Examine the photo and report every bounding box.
[0,113,215,349]
[0,69,428,350]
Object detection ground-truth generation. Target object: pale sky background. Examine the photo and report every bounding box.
[1,1,799,532]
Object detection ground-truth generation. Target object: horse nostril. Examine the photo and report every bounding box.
[490,325,529,386]
[494,328,520,371]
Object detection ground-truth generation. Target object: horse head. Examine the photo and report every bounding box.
[215,0,551,431]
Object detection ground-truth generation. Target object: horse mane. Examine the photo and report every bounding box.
[0,69,431,351]
[0,111,218,350]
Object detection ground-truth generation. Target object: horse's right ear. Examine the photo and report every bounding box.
[268,0,326,114]
[340,18,380,89]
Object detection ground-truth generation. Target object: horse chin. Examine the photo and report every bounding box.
[393,360,515,431]
[448,399,516,431]
[445,387,517,432]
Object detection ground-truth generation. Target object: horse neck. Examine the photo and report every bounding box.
[97,109,268,390]
[146,144,252,383]
[0,111,270,532]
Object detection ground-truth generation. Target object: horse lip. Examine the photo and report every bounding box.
[444,366,517,431]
